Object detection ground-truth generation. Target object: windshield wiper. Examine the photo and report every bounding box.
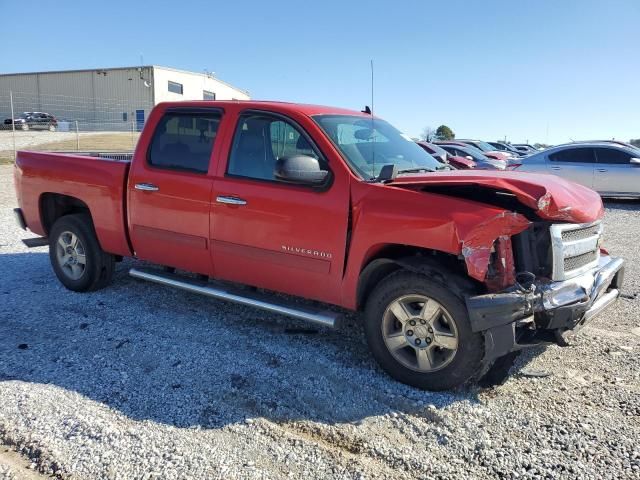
[397,167,436,174]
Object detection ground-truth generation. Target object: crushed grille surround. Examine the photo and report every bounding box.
[550,221,603,281]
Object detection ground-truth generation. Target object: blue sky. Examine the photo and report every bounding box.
[1,0,638,144]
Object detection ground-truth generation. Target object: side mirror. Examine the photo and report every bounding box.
[630,157,640,166]
[274,155,329,186]
[466,156,474,161]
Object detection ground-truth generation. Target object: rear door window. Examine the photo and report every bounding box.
[148,111,222,173]
[549,148,595,163]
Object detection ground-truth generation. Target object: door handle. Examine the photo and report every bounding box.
[216,195,247,206]
[135,183,159,192]
[596,168,608,172]
[550,166,561,170]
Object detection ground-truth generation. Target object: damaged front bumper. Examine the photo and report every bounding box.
[466,254,624,364]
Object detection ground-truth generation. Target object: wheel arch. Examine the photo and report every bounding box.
[356,244,481,311]
[39,192,92,236]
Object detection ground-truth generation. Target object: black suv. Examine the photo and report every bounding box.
[3,112,58,131]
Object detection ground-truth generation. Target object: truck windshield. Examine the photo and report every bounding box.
[313,115,442,179]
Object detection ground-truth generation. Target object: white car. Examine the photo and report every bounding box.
[512,143,640,197]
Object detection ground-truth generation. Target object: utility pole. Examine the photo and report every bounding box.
[546,122,549,145]
[10,90,16,161]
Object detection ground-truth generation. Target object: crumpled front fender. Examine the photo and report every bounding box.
[459,211,530,283]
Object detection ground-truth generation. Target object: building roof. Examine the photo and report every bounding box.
[1,66,147,76]
[0,65,249,95]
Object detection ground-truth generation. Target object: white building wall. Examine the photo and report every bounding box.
[0,66,248,132]
[152,66,250,104]
[0,67,154,131]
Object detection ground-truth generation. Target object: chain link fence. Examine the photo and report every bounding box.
[0,90,147,163]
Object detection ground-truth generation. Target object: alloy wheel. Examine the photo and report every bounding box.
[381,294,459,372]
[55,231,87,280]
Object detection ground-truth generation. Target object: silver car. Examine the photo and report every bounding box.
[514,143,640,197]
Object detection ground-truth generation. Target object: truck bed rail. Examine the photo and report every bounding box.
[55,151,134,162]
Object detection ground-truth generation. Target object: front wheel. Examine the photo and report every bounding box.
[48,124,56,132]
[49,214,115,292]
[364,270,484,390]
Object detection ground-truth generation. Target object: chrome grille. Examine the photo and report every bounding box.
[550,221,602,281]
[561,225,601,243]
[564,250,599,272]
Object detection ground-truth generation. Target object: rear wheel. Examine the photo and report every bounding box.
[49,214,115,292]
[48,124,56,132]
[364,270,484,390]
[21,124,29,131]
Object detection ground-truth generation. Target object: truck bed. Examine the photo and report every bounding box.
[14,150,133,257]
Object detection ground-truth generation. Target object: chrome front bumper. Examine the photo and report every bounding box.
[538,255,624,330]
[466,254,624,368]
[466,254,625,333]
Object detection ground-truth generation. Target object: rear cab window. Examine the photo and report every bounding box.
[147,110,222,174]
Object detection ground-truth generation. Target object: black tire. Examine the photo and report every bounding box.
[364,270,484,390]
[49,214,115,292]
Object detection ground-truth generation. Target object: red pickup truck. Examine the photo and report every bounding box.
[13,101,624,390]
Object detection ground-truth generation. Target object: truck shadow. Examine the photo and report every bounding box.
[0,251,528,430]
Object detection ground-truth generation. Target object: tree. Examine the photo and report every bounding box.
[435,125,455,141]
[420,126,436,142]
[630,139,640,148]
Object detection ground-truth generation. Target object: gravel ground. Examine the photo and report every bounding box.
[0,443,48,480]
[0,163,638,479]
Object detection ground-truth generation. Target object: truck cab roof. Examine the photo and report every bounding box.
[155,100,372,118]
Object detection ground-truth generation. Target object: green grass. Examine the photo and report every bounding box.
[0,133,140,164]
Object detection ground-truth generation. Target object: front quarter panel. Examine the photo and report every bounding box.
[341,180,531,308]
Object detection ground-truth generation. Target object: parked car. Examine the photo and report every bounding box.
[511,142,640,197]
[435,141,509,161]
[567,140,640,153]
[437,143,507,170]
[512,144,539,154]
[456,139,516,159]
[416,142,476,169]
[488,142,527,157]
[13,101,624,391]
[3,112,58,131]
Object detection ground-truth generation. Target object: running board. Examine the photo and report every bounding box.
[129,267,341,328]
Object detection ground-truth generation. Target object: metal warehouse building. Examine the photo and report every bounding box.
[0,65,250,131]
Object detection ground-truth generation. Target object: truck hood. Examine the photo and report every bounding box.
[390,170,603,224]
